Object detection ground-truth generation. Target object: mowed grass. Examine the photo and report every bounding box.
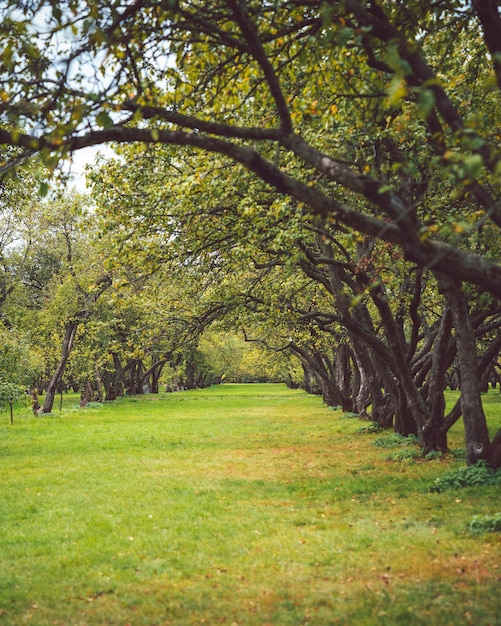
[0,384,500,626]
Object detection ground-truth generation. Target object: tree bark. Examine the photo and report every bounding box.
[31,387,40,416]
[80,382,94,407]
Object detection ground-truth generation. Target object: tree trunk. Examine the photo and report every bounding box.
[334,344,355,410]
[126,359,144,395]
[42,320,79,414]
[31,387,40,416]
[370,283,428,437]
[292,345,346,407]
[80,382,94,407]
[352,339,394,426]
[110,353,126,399]
[300,361,322,395]
[439,275,490,464]
[150,367,161,394]
[102,370,115,401]
[487,428,501,470]
[421,306,453,453]
[142,358,169,394]
[315,238,398,423]
[313,350,348,409]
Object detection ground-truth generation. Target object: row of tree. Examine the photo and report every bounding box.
[1,1,501,465]
[87,141,501,468]
[0,172,291,416]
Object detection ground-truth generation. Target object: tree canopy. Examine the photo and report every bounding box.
[0,0,500,293]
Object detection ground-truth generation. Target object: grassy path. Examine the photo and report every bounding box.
[1,384,500,625]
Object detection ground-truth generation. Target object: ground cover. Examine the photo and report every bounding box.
[0,384,500,625]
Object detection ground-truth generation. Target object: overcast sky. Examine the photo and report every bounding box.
[64,144,115,193]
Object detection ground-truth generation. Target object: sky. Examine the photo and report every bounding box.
[64,144,115,193]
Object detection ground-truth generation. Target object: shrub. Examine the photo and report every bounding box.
[356,422,384,434]
[373,433,419,448]
[468,513,501,534]
[429,461,501,493]
[0,380,27,425]
[385,448,420,461]
[424,450,442,461]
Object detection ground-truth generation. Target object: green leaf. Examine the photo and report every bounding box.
[96,111,114,128]
[378,184,392,194]
[417,88,435,118]
[463,154,483,178]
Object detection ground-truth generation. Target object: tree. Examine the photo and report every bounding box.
[0,380,25,425]
[0,146,44,317]
[86,145,430,436]
[199,330,296,383]
[10,193,112,413]
[0,322,42,422]
[88,136,501,462]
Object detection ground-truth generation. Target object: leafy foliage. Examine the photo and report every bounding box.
[424,450,442,461]
[429,461,501,493]
[0,379,26,424]
[372,432,421,460]
[373,433,419,448]
[1,1,501,295]
[356,421,384,434]
[468,513,501,534]
[385,448,421,462]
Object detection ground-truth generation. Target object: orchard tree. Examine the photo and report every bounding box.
[0,147,45,315]
[0,324,43,422]
[86,181,235,397]
[11,193,112,413]
[199,330,298,384]
[0,381,25,425]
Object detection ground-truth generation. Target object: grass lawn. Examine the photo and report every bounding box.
[0,384,500,625]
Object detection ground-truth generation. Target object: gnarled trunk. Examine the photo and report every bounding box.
[439,275,490,464]
[42,320,79,414]
[421,306,453,453]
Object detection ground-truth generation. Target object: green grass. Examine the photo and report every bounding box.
[1,384,500,625]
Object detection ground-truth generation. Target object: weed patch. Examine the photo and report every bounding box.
[385,448,421,462]
[356,421,384,434]
[468,513,501,534]
[373,433,419,448]
[429,460,501,493]
[468,512,501,534]
[341,411,359,418]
